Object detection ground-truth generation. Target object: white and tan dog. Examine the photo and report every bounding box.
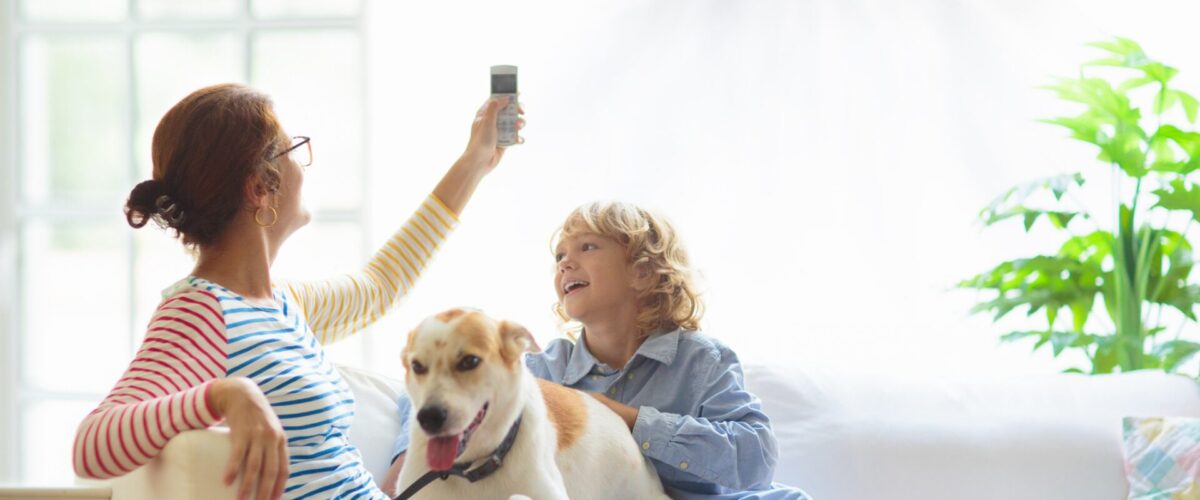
[396,308,668,500]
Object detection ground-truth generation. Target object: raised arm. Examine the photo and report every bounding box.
[282,195,458,344]
[284,97,522,344]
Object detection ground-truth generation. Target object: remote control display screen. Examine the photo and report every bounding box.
[491,74,517,94]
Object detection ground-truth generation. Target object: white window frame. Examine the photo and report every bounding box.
[2,0,368,484]
[2,0,20,486]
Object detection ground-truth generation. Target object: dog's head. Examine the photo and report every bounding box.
[401,308,535,471]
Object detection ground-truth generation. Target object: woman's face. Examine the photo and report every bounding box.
[271,136,312,240]
[553,231,640,323]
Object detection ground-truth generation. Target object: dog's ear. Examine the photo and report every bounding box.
[499,320,540,366]
[400,325,420,379]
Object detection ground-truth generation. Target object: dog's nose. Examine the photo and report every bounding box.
[417,406,448,433]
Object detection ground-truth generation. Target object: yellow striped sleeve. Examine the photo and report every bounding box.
[282,194,460,344]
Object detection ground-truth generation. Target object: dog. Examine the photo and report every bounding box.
[395,308,668,500]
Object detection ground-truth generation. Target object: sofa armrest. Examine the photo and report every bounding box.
[110,428,236,500]
[103,365,406,499]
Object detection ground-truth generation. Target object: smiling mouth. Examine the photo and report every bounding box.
[563,280,590,295]
[425,402,489,471]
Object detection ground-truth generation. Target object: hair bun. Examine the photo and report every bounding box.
[125,179,167,229]
[154,194,184,223]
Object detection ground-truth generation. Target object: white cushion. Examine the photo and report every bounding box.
[102,362,1200,500]
[745,364,1200,500]
[339,364,406,483]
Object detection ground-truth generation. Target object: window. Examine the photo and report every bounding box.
[3,0,367,484]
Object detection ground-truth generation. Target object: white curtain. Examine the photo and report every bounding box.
[360,0,1200,376]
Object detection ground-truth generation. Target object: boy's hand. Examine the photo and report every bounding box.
[588,392,638,430]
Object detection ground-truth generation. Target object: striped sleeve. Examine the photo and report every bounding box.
[284,194,459,344]
[72,289,226,480]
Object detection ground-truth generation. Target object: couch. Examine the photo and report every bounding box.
[92,363,1200,499]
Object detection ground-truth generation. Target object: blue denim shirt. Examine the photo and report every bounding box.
[525,328,782,497]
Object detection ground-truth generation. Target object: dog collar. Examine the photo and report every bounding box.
[395,415,524,500]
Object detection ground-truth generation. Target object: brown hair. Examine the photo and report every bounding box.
[124,83,288,248]
[552,201,705,340]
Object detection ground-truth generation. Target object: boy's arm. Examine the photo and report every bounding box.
[631,349,778,491]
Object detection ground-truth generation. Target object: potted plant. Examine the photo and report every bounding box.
[961,37,1200,376]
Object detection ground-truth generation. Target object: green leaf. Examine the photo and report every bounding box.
[1046,212,1078,229]
[1149,133,1177,170]
[1051,331,1094,356]
[1155,284,1200,320]
[1153,340,1200,371]
[1097,123,1149,177]
[1142,62,1179,84]
[992,208,1079,231]
[1175,90,1199,123]
[979,173,1086,227]
[1118,76,1157,92]
[1000,331,1044,344]
[1048,173,1087,200]
[1152,179,1200,223]
[1042,78,1140,124]
[1023,211,1039,231]
[1156,87,1180,115]
[1157,125,1200,156]
[1086,37,1145,59]
[1092,335,1120,374]
[1153,125,1200,174]
[961,255,1101,325]
[1070,299,1092,333]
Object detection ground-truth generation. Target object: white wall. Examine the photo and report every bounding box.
[356,0,1200,378]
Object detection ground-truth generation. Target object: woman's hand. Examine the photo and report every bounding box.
[434,97,526,214]
[588,391,639,430]
[209,377,288,500]
[459,96,526,175]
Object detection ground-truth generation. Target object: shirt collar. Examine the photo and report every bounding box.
[560,327,683,385]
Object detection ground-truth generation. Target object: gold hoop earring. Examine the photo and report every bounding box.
[255,206,278,227]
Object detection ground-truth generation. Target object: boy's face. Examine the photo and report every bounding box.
[554,232,640,324]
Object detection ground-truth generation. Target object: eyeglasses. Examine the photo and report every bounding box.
[271,135,312,168]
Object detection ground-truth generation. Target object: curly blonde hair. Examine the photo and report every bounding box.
[551,201,704,340]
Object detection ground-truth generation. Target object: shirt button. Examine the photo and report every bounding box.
[642,441,650,450]
[608,387,616,395]
[680,461,689,470]
[627,373,635,380]
[591,375,599,381]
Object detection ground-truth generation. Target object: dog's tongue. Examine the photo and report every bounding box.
[427,435,461,471]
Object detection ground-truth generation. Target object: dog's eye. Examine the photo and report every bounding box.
[411,360,428,374]
[456,355,481,371]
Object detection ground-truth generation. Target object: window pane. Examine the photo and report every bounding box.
[135,32,244,179]
[20,36,130,206]
[21,400,97,484]
[252,31,363,212]
[273,222,363,281]
[133,228,196,334]
[22,220,131,394]
[138,0,240,20]
[253,0,360,19]
[20,0,128,22]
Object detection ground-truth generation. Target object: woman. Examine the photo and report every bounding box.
[71,83,523,500]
